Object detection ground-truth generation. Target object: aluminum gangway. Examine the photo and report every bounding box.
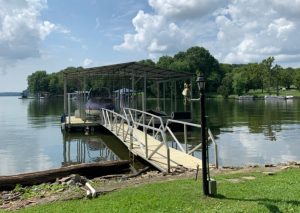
[100,108,218,173]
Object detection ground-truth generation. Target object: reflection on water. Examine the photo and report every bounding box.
[1,96,300,175]
[202,99,300,166]
[62,135,120,166]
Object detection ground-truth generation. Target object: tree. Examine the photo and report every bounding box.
[138,59,155,66]
[184,47,222,91]
[294,69,300,90]
[280,67,294,89]
[232,69,248,96]
[272,64,282,96]
[218,73,233,98]
[27,71,49,94]
[260,57,275,95]
[156,56,174,69]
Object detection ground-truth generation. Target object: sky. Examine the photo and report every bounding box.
[1,0,300,92]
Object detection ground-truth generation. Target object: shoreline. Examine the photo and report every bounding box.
[1,161,300,211]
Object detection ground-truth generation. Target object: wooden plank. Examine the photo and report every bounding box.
[0,161,130,190]
[103,123,202,172]
[64,116,101,127]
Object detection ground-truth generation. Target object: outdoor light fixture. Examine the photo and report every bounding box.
[196,75,206,92]
[196,74,210,196]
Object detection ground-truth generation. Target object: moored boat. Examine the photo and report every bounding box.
[236,95,254,100]
[264,95,287,100]
[85,97,114,115]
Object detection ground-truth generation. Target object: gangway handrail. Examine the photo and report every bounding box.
[101,109,132,145]
[101,107,218,171]
[123,108,165,133]
[123,108,170,171]
[165,119,219,168]
[102,108,171,172]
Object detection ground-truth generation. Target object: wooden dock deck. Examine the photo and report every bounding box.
[63,116,101,129]
[102,123,202,172]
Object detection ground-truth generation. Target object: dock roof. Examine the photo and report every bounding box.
[63,62,195,82]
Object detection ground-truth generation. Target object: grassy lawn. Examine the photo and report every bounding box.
[8,168,300,213]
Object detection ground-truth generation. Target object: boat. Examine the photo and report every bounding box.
[264,95,287,100]
[236,95,254,100]
[85,88,114,116]
[286,96,294,99]
[85,97,114,115]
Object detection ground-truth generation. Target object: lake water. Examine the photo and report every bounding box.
[0,96,300,175]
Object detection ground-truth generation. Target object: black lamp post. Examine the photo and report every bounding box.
[196,74,209,196]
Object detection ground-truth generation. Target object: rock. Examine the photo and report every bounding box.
[55,188,65,193]
[66,180,75,186]
[57,176,72,184]
[242,176,256,180]
[287,161,297,166]
[70,174,81,183]
[280,166,291,170]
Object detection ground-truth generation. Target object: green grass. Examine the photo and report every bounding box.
[8,168,300,213]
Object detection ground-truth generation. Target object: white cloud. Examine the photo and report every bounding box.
[83,58,93,67]
[215,0,300,65]
[0,0,57,72]
[115,0,300,67]
[114,8,214,55]
[149,0,225,19]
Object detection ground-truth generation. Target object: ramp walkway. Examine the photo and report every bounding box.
[100,108,218,172]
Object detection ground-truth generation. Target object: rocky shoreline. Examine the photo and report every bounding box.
[1,161,300,211]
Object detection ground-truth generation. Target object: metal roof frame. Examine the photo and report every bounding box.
[63,62,195,83]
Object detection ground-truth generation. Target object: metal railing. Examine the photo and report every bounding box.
[101,107,218,171]
[123,108,170,172]
[101,109,132,144]
[164,119,219,168]
[101,108,171,172]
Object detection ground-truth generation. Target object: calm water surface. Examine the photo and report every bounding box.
[0,96,300,175]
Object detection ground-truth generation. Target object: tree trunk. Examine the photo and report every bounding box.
[0,160,130,190]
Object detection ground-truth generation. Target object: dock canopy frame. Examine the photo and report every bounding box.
[63,62,194,82]
[63,61,195,114]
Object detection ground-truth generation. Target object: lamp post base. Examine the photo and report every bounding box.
[208,179,217,196]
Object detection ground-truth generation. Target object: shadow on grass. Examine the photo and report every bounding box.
[214,194,300,213]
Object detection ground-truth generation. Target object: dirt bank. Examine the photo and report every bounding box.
[1,162,299,211]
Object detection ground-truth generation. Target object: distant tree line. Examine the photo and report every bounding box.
[27,46,300,97]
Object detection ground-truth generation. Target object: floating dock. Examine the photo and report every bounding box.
[62,116,101,131]
[61,108,218,173]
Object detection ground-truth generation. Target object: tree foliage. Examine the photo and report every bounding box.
[26,46,300,97]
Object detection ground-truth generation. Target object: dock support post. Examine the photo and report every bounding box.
[130,127,133,151]
[143,73,147,112]
[64,75,67,114]
[132,75,135,109]
[163,82,166,112]
[167,147,170,173]
[190,78,193,115]
[174,81,177,111]
[145,129,148,159]
[171,82,173,112]
[68,93,71,128]
[184,124,187,153]
[156,82,160,111]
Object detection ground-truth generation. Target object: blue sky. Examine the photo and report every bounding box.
[1,0,300,92]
